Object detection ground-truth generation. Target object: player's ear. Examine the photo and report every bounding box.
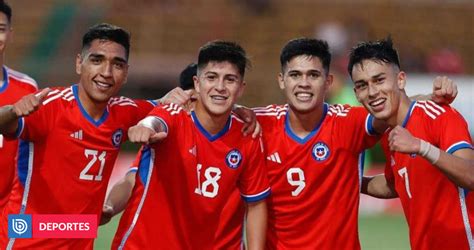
[397,71,407,90]
[193,75,200,93]
[75,54,83,75]
[278,72,285,90]
[237,81,246,99]
[324,73,333,90]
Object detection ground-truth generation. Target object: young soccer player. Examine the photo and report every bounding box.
[254,38,384,249]
[0,23,157,249]
[112,41,270,249]
[0,0,38,212]
[350,37,474,250]
[100,62,199,226]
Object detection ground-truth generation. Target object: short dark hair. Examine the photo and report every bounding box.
[179,63,197,90]
[82,23,131,60]
[0,1,12,24]
[348,37,401,77]
[197,40,250,77]
[280,38,331,74]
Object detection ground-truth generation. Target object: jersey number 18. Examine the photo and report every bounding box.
[195,164,221,198]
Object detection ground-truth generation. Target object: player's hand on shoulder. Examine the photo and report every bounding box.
[432,76,457,104]
[158,87,195,110]
[13,88,51,117]
[233,105,261,138]
[388,126,420,154]
[128,124,168,144]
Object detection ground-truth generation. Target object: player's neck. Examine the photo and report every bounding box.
[193,103,230,135]
[389,94,412,127]
[77,87,108,121]
[287,105,324,138]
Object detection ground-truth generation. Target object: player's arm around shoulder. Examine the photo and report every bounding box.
[0,88,51,137]
[361,175,398,199]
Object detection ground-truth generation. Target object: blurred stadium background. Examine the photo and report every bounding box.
[7,0,473,249]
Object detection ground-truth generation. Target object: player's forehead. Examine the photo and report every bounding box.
[199,61,242,79]
[351,59,397,80]
[84,39,128,61]
[284,55,324,73]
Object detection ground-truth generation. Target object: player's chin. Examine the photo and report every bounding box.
[91,92,114,103]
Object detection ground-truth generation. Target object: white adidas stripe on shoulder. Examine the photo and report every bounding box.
[42,88,74,105]
[108,96,138,107]
[414,101,446,119]
[254,105,288,119]
[163,103,183,115]
[328,104,350,117]
[6,67,38,89]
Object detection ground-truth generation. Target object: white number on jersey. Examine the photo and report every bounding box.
[0,134,3,148]
[194,164,221,198]
[397,167,412,198]
[80,149,106,181]
[287,167,306,196]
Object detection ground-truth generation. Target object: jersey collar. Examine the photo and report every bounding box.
[285,103,328,144]
[191,111,231,142]
[401,101,416,128]
[72,84,109,127]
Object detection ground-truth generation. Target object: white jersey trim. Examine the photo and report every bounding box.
[7,142,34,250]
[118,149,155,250]
[458,187,474,250]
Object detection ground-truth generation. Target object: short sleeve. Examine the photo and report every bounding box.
[237,136,271,203]
[335,105,380,152]
[431,106,473,154]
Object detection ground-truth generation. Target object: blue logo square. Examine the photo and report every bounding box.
[8,214,32,238]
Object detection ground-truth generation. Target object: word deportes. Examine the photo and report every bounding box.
[8,214,97,238]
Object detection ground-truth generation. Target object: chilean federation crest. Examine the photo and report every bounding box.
[312,142,330,161]
[111,129,123,148]
[226,149,242,169]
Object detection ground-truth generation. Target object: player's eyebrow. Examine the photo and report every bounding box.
[88,53,127,64]
[354,73,385,85]
[371,73,385,79]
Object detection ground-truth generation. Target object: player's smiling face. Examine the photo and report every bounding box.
[76,39,129,105]
[351,59,406,121]
[194,61,245,118]
[0,12,12,56]
[279,55,332,114]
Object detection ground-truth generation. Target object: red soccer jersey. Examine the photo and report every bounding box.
[0,85,155,249]
[213,189,245,250]
[253,103,379,249]
[112,104,270,249]
[382,101,474,250]
[0,66,37,211]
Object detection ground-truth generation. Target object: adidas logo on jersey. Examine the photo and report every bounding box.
[70,130,83,140]
[267,152,281,164]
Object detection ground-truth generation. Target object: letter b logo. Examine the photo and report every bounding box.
[8,214,32,238]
